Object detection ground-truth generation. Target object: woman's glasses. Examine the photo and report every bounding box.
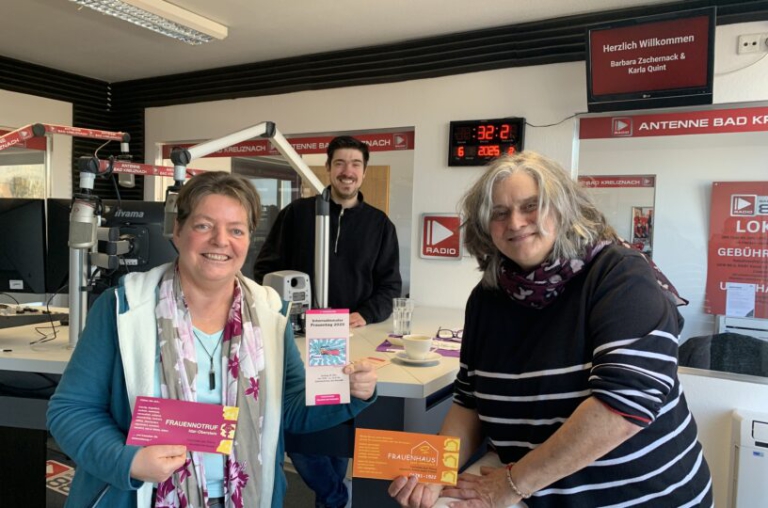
[435,327,463,340]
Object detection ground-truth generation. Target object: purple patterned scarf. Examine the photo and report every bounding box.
[153,263,266,507]
[498,240,687,309]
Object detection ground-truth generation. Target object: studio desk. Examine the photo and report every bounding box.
[0,307,462,507]
[0,319,70,507]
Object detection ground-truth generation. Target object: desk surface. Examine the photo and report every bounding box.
[0,320,71,375]
[296,306,463,400]
[0,306,465,397]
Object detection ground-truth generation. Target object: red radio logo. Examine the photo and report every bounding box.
[731,195,755,216]
[421,215,461,259]
[612,118,632,137]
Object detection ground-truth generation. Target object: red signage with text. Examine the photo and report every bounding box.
[580,106,768,139]
[589,15,711,96]
[705,181,768,318]
[162,131,415,159]
[421,214,462,260]
[578,175,655,188]
[0,128,46,151]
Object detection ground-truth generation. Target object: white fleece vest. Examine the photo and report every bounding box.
[115,264,288,508]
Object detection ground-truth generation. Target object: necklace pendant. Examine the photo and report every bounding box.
[209,369,216,391]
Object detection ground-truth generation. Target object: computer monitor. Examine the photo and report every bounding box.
[0,198,47,294]
[44,198,178,295]
[45,198,72,294]
[99,199,178,287]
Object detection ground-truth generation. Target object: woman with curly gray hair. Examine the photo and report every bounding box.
[390,152,711,508]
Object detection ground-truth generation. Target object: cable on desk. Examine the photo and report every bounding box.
[0,293,21,306]
[29,289,65,347]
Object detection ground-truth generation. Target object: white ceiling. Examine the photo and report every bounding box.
[1,0,678,82]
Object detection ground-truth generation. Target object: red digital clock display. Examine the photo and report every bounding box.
[448,118,525,166]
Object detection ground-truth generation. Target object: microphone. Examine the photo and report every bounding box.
[68,198,99,249]
[70,158,102,249]
[163,191,178,239]
[117,136,135,188]
[164,146,190,239]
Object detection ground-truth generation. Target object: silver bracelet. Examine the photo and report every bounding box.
[505,466,532,499]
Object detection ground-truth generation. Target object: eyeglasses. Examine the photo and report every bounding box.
[436,327,463,340]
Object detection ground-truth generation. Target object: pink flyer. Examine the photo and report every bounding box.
[126,396,240,455]
[305,309,350,406]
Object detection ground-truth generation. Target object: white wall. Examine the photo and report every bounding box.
[145,61,583,308]
[680,369,768,508]
[0,89,73,197]
[140,20,768,505]
[145,21,768,311]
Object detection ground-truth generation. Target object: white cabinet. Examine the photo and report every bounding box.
[730,410,768,508]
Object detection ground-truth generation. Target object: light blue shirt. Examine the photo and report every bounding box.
[154,327,225,498]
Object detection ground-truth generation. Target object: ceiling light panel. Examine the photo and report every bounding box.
[70,0,228,45]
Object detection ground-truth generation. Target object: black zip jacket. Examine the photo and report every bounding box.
[253,191,402,324]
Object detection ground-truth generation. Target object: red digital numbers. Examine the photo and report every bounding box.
[476,124,496,141]
[478,145,501,157]
[449,119,523,166]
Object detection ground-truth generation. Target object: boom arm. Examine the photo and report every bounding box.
[169,121,329,309]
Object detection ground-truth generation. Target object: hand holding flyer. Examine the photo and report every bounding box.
[305,309,351,406]
[353,429,461,486]
[126,396,239,455]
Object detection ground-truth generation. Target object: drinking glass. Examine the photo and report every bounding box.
[392,297,415,336]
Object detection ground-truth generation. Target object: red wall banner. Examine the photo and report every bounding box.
[162,131,415,159]
[578,175,655,188]
[705,181,768,318]
[580,106,768,139]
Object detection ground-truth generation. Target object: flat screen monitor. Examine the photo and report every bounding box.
[46,198,72,293]
[98,199,178,288]
[45,198,178,295]
[586,7,715,112]
[0,198,47,294]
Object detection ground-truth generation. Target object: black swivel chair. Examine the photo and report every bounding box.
[679,332,768,377]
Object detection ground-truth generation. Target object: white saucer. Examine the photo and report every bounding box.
[395,351,441,365]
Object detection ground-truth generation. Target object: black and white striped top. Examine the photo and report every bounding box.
[454,246,712,507]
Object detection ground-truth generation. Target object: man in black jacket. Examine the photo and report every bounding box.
[253,135,402,508]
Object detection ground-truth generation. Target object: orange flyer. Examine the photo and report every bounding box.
[352,428,461,486]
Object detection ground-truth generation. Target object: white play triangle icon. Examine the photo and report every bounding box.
[735,197,751,210]
[429,220,453,245]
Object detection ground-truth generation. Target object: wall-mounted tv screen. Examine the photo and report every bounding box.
[586,7,715,112]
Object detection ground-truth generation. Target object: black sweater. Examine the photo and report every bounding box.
[454,246,712,507]
[253,192,402,324]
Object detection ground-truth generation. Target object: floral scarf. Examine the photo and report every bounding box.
[153,263,266,508]
[498,240,687,309]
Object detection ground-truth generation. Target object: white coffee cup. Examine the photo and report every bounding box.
[402,334,433,360]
